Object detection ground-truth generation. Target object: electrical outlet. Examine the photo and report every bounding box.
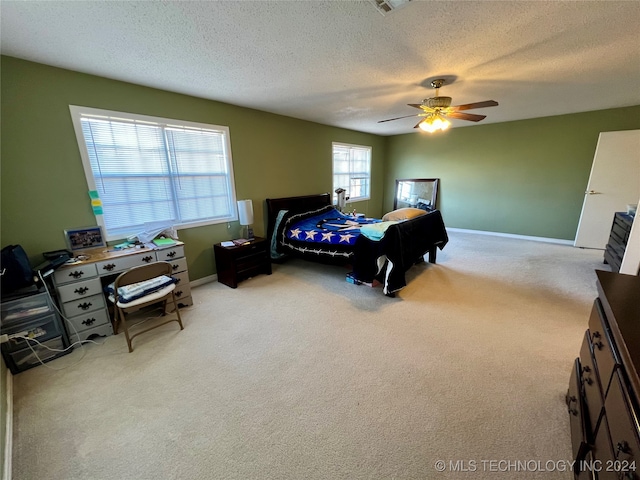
[0,334,8,344]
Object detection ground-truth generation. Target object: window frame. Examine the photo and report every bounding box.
[69,105,238,241]
[331,142,372,203]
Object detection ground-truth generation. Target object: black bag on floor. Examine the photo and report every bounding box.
[1,244,34,293]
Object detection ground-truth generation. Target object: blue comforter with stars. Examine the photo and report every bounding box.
[275,205,381,261]
[286,207,380,245]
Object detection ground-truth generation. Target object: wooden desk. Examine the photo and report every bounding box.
[52,242,192,344]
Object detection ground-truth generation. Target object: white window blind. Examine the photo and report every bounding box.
[70,106,237,240]
[332,143,371,202]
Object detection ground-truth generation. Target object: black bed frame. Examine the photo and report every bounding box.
[264,193,448,295]
[265,193,332,243]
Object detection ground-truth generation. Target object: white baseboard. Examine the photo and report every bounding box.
[190,274,217,288]
[447,227,575,246]
[3,370,12,480]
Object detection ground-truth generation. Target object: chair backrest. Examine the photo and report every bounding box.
[114,261,173,289]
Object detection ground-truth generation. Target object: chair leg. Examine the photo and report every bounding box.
[117,307,134,353]
[171,292,184,330]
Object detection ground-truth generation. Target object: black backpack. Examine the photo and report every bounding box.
[1,245,34,293]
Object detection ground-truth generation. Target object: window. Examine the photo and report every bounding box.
[69,106,237,240]
[332,143,371,202]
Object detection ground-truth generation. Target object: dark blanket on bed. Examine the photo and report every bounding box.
[351,210,448,294]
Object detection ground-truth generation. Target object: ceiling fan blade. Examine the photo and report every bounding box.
[449,100,498,111]
[408,104,424,109]
[447,111,487,122]
[377,113,420,123]
[413,120,423,129]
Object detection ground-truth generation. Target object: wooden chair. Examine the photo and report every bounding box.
[109,261,184,352]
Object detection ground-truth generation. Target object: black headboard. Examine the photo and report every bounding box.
[265,193,331,241]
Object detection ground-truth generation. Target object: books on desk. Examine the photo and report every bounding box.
[153,238,176,247]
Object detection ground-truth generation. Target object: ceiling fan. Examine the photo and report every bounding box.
[378,79,498,132]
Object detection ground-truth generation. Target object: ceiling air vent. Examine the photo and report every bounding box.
[370,0,412,15]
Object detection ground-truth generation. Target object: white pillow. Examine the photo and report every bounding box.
[382,207,427,222]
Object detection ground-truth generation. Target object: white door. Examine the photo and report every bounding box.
[574,130,640,249]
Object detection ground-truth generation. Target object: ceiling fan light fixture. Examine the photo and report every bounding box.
[419,114,450,133]
[425,96,452,109]
[377,77,497,130]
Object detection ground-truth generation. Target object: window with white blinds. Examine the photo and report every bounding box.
[332,143,371,202]
[69,106,237,240]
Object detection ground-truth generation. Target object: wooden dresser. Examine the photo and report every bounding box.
[604,213,635,273]
[567,270,639,479]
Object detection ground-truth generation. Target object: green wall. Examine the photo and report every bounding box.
[1,56,386,280]
[385,106,640,240]
[2,54,639,276]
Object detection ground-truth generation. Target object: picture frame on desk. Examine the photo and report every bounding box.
[64,226,106,252]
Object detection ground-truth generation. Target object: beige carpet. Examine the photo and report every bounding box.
[10,232,606,479]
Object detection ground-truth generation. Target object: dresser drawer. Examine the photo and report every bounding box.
[1,313,62,353]
[1,293,53,326]
[57,277,103,303]
[589,414,618,480]
[64,308,111,335]
[7,337,66,370]
[96,252,157,275]
[168,257,188,274]
[172,281,191,302]
[567,358,589,462]
[54,263,98,285]
[234,242,267,261]
[62,293,106,318]
[156,245,184,262]
[588,299,619,394]
[171,271,190,289]
[605,372,640,475]
[612,215,633,242]
[580,331,604,436]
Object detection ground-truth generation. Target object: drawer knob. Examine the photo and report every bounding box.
[74,287,89,295]
[78,302,93,311]
[175,290,183,297]
[142,255,154,263]
[167,251,177,258]
[592,340,604,350]
[568,407,578,416]
[103,263,116,272]
[69,271,84,279]
[593,331,601,339]
[616,441,630,454]
[172,264,179,270]
[82,318,96,326]
[584,377,593,386]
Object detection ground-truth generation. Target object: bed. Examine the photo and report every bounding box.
[265,193,448,296]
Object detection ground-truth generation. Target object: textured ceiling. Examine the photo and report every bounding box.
[2,0,639,136]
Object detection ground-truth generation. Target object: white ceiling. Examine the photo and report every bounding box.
[2,0,639,136]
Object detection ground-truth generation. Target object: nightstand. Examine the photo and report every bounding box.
[214,237,272,288]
